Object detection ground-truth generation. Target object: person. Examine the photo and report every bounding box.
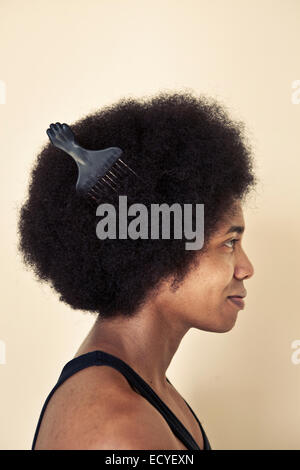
[17,90,257,450]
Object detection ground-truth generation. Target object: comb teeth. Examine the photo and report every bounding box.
[103,173,119,189]
[118,158,139,177]
[106,169,119,183]
[86,160,139,204]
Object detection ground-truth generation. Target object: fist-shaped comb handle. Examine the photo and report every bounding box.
[46,121,127,196]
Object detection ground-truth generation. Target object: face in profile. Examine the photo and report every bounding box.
[157,200,255,334]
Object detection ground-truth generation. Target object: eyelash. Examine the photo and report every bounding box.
[224,238,240,249]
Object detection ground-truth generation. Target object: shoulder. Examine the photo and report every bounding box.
[34,364,178,450]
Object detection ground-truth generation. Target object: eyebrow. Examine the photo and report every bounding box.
[225,225,245,235]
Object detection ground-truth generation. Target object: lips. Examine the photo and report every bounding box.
[227,296,245,309]
[228,291,247,298]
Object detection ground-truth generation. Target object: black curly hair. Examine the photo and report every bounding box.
[17,90,257,319]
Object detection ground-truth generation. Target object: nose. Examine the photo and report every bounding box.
[234,248,255,280]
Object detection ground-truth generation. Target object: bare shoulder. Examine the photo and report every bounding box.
[34,365,180,450]
[87,402,181,450]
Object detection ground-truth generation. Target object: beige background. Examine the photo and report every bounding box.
[0,0,299,450]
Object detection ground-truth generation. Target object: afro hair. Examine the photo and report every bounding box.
[17,90,257,319]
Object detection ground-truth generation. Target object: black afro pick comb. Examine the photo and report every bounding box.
[46,122,139,204]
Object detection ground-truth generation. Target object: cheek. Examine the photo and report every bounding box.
[195,270,234,310]
[165,256,234,312]
[212,260,235,289]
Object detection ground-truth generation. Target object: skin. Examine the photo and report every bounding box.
[75,199,254,397]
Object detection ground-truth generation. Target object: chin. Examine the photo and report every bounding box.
[192,305,239,333]
[197,317,238,333]
[218,322,237,333]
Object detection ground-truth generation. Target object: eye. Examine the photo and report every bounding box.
[224,238,240,249]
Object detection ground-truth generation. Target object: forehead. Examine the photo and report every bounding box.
[214,201,245,236]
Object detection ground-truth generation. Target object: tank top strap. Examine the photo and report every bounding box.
[178,394,211,450]
[32,350,211,450]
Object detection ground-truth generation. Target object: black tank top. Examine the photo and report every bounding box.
[31,350,212,450]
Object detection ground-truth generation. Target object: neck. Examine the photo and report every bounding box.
[76,303,190,394]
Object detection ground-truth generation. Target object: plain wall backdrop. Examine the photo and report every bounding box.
[0,0,299,450]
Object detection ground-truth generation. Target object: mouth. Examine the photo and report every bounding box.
[227,296,245,309]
